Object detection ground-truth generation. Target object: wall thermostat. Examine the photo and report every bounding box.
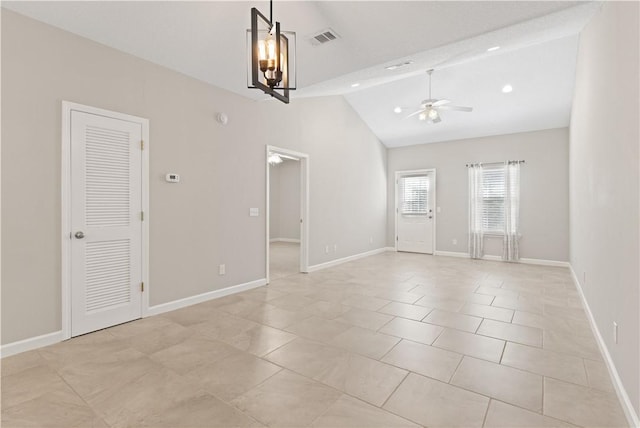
[165,173,180,183]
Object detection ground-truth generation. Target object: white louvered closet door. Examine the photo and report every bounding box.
[70,111,142,336]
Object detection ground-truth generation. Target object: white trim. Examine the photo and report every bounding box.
[61,101,150,339]
[385,247,397,252]
[146,278,267,317]
[434,250,469,258]
[266,145,310,284]
[269,238,301,243]
[394,169,437,254]
[308,248,387,272]
[569,266,639,428]
[1,331,63,359]
[434,250,569,267]
[0,278,267,358]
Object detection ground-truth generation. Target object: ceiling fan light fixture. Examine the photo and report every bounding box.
[428,108,439,120]
[418,112,427,121]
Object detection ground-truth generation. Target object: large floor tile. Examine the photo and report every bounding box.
[1,388,107,428]
[313,352,407,406]
[584,358,615,392]
[414,295,466,312]
[1,350,48,377]
[186,351,282,402]
[341,295,391,311]
[149,336,238,375]
[311,395,419,428]
[285,316,352,342]
[501,342,588,385]
[477,319,543,347]
[246,303,312,329]
[432,328,505,362]
[383,373,489,428]
[334,307,394,330]
[378,317,443,345]
[484,399,574,427]
[451,356,543,412]
[264,338,349,379]
[423,309,482,333]
[135,393,263,427]
[329,326,400,359]
[460,302,514,322]
[378,301,432,321]
[381,339,462,382]
[218,323,296,357]
[544,377,627,427]
[543,328,603,360]
[375,290,423,304]
[232,370,342,427]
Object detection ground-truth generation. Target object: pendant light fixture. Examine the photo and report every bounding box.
[248,0,296,104]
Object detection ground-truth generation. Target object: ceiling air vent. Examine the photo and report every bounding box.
[309,28,340,46]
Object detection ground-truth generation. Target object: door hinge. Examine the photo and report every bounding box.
[141,211,144,221]
[141,282,144,292]
[140,140,144,150]
[396,236,398,241]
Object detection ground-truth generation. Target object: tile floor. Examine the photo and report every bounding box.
[1,252,629,427]
[269,242,300,281]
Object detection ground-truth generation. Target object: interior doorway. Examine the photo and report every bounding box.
[395,169,436,254]
[266,146,309,282]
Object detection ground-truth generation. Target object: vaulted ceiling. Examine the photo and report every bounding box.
[3,1,601,147]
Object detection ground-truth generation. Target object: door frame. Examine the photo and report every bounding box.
[61,101,150,340]
[394,168,437,253]
[265,145,309,283]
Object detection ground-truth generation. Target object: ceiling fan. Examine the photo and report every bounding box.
[402,69,473,123]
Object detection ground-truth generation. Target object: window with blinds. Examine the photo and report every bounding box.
[481,166,505,232]
[400,175,429,215]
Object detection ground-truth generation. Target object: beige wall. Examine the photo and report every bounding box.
[1,10,387,344]
[387,128,570,261]
[269,160,301,241]
[569,2,639,419]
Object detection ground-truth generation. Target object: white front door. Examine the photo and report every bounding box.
[70,110,143,336]
[397,171,435,254]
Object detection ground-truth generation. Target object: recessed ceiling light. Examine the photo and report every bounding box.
[351,83,360,88]
[502,84,513,93]
[385,61,413,71]
[487,46,500,52]
[393,107,402,114]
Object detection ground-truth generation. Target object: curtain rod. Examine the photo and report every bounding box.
[465,160,525,167]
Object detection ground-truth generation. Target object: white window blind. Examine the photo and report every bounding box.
[400,175,429,215]
[481,166,505,233]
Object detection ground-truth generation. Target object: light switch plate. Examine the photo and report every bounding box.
[249,208,259,217]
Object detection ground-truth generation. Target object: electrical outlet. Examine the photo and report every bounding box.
[613,322,618,344]
[219,264,225,275]
[334,244,337,253]
[369,237,373,244]
[452,238,457,245]
[325,245,329,254]
[437,206,441,213]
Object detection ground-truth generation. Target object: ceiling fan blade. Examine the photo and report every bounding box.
[432,99,451,107]
[438,105,473,112]
[405,109,425,119]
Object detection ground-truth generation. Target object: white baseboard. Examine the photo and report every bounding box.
[569,266,639,428]
[433,250,569,267]
[385,247,397,252]
[269,238,301,243]
[146,278,267,317]
[1,278,267,359]
[308,248,388,272]
[1,330,63,359]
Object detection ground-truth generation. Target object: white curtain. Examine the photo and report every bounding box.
[468,164,484,259]
[503,161,520,261]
